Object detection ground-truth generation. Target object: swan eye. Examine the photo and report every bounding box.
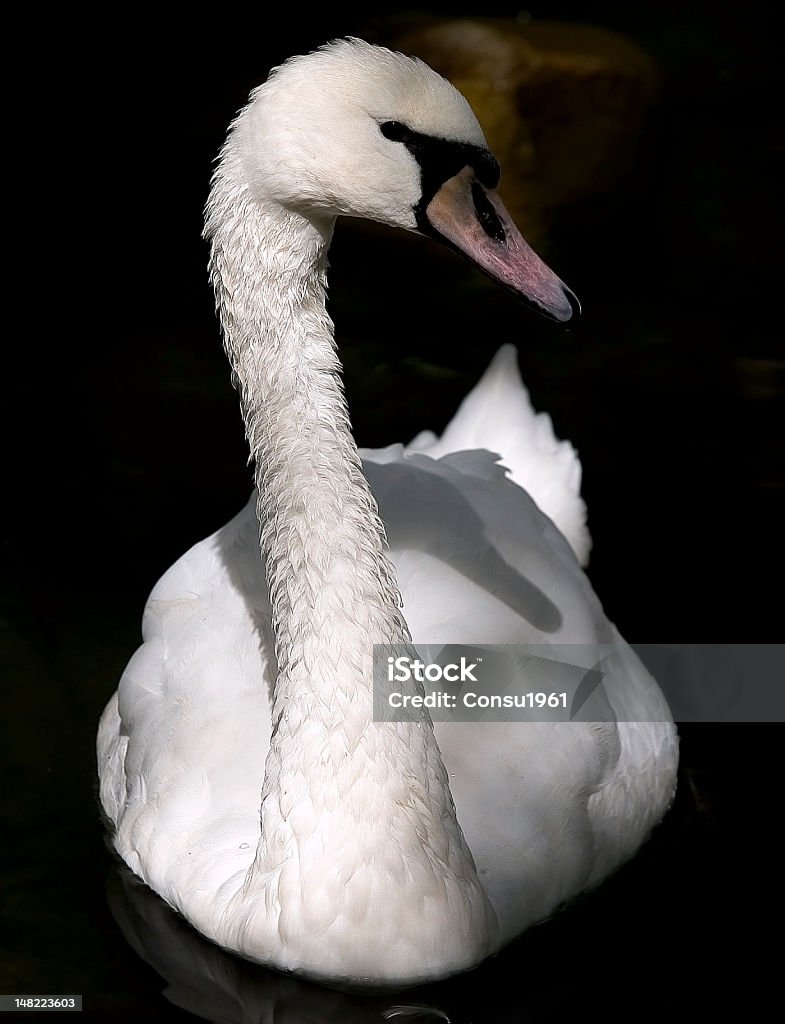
[380,120,408,142]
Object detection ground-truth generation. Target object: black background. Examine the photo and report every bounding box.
[3,1,782,1019]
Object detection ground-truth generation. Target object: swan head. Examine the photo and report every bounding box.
[227,38,578,322]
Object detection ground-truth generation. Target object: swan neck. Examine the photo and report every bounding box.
[206,153,408,664]
[204,142,496,978]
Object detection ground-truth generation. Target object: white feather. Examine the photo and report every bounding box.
[97,38,677,987]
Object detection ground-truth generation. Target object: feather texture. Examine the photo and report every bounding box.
[97,38,677,986]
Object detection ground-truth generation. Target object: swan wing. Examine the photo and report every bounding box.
[406,345,591,566]
[362,447,677,940]
[97,495,275,910]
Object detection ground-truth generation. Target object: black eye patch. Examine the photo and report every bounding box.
[380,120,408,142]
[377,119,501,230]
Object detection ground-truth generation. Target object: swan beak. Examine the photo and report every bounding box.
[424,168,580,322]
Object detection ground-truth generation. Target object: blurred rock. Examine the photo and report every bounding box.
[386,18,659,241]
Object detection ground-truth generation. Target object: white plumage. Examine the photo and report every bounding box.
[98,38,677,986]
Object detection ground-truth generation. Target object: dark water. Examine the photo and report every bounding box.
[4,1,781,1018]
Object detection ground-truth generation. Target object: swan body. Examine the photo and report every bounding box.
[98,39,677,986]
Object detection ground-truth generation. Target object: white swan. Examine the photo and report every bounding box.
[97,38,677,987]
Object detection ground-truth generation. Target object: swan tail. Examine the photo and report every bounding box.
[407,344,591,566]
